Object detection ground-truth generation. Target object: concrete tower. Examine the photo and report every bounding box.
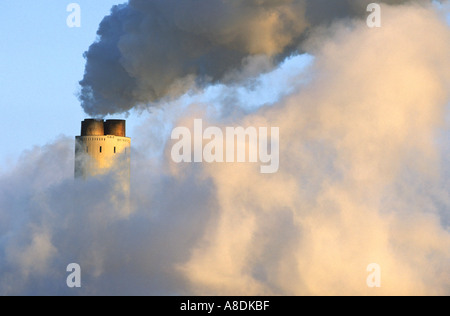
[75,119,131,179]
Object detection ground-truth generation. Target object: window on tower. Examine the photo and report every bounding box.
[100,146,102,153]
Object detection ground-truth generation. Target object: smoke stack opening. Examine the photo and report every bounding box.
[81,119,104,136]
[104,120,126,137]
[80,119,126,137]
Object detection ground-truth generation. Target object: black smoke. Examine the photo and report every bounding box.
[79,0,426,116]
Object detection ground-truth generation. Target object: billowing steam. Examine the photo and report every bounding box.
[79,0,428,116]
[1,3,449,295]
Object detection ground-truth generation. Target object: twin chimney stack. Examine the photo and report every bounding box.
[81,119,126,137]
[75,119,131,179]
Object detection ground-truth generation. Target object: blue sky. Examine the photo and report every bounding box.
[0,1,127,163]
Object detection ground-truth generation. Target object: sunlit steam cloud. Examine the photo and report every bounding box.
[0,3,449,295]
[79,0,430,116]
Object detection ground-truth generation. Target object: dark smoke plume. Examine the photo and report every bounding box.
[79,0,426,116]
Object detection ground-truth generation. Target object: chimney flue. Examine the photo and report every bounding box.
[104,120,126,137]
[81,119,105,136]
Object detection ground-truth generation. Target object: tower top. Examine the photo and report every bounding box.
[80,119,126,137]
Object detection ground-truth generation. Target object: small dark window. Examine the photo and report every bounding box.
[100,146,102,153]
[114,147,116,154]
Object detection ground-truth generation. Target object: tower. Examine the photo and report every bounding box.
[75,119,131,179]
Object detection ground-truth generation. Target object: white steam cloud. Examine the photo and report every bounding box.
[1,3,450,295]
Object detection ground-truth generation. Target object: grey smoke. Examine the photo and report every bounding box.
[79,0,426,116]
